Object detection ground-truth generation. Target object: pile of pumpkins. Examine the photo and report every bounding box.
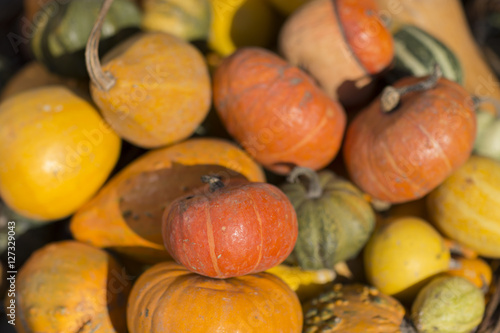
[1,0,500,332]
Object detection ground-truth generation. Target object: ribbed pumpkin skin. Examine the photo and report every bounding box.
[427,155,500,258]
[91,32,211,148]
[7,241,130,333]
[213,47,346,175]
[163,181,298,278]
[343,76,476,203]
[127,262,303,333]
[279,0,393,105]
[71,138,265,263]
[281,170,375,270]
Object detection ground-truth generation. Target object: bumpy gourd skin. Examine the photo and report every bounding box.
[127,261,303,332]
[411,276,485,333]
[302,283,405,332]
[6,241,130,333]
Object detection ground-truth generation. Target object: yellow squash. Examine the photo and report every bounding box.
[364,217,451,302]
[209,0,278,56]
[427,155,500,258]
[0,86,121,221]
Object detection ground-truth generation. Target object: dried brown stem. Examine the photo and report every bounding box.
[287,167,323,199]
[381,63,443,113]
[85,0,116,91]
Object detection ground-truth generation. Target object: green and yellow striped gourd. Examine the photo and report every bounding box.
[392,25,463,84]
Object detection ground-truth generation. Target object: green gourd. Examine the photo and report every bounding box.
[474,105,500,161]
[391,25,463,84]
[31,0,141,78]
[411,276,485,333]
[280,167,375,270]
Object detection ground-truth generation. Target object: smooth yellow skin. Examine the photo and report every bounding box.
[427,155,500,257]
[0,86,121,221]
[209,0,277,56]
[364,217,451,301]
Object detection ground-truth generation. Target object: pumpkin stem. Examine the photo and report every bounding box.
[381,63,443,113]
[287,167,322,199]
[201,175,225,193]
[85,0,116,91]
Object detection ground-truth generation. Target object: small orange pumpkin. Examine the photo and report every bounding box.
[127,261,303,332]
[279,0,394,106]
[343,71,476,203]
[213,47,346,175]
[163,175,298,278]
[6,241,130,333]
[70,138,265,263]
[447,257,493,292]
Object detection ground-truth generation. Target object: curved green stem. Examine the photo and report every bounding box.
[287,167,323,199]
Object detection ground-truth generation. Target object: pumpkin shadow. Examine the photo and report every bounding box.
[105,258,134,333]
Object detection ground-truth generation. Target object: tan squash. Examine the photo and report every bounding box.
[70,138,265,263]
[375,0,500,100]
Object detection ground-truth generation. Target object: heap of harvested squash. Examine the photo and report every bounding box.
[1,0,500,332]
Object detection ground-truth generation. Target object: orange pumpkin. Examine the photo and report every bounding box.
[6,241,130,333]
[85,0,211,148]
[213,47,346,175]
[279,0,394,107]
[163,175,298,278]
[70,138,265,263]
[447,257,493,292]
[127,261,303,332]
[343,74,476,203]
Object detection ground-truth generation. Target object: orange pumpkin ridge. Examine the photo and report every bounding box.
[335,0,394,74]
[163,176,298,278]
[213,47,346,175]
[344,75,476,203]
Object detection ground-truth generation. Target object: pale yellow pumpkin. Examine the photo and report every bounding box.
[427,155,500,258]
[0,86,121,221]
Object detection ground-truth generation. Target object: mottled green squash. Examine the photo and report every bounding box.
[280,167,375,270]
[31,0,141,78]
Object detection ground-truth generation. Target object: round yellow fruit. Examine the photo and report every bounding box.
[0,86,121,222]
[364,217,451,301]
[427,155,500,258]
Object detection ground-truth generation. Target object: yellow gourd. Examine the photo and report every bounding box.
[364,217,451,302]
[209,0,278,56]
[0,86,121,221]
